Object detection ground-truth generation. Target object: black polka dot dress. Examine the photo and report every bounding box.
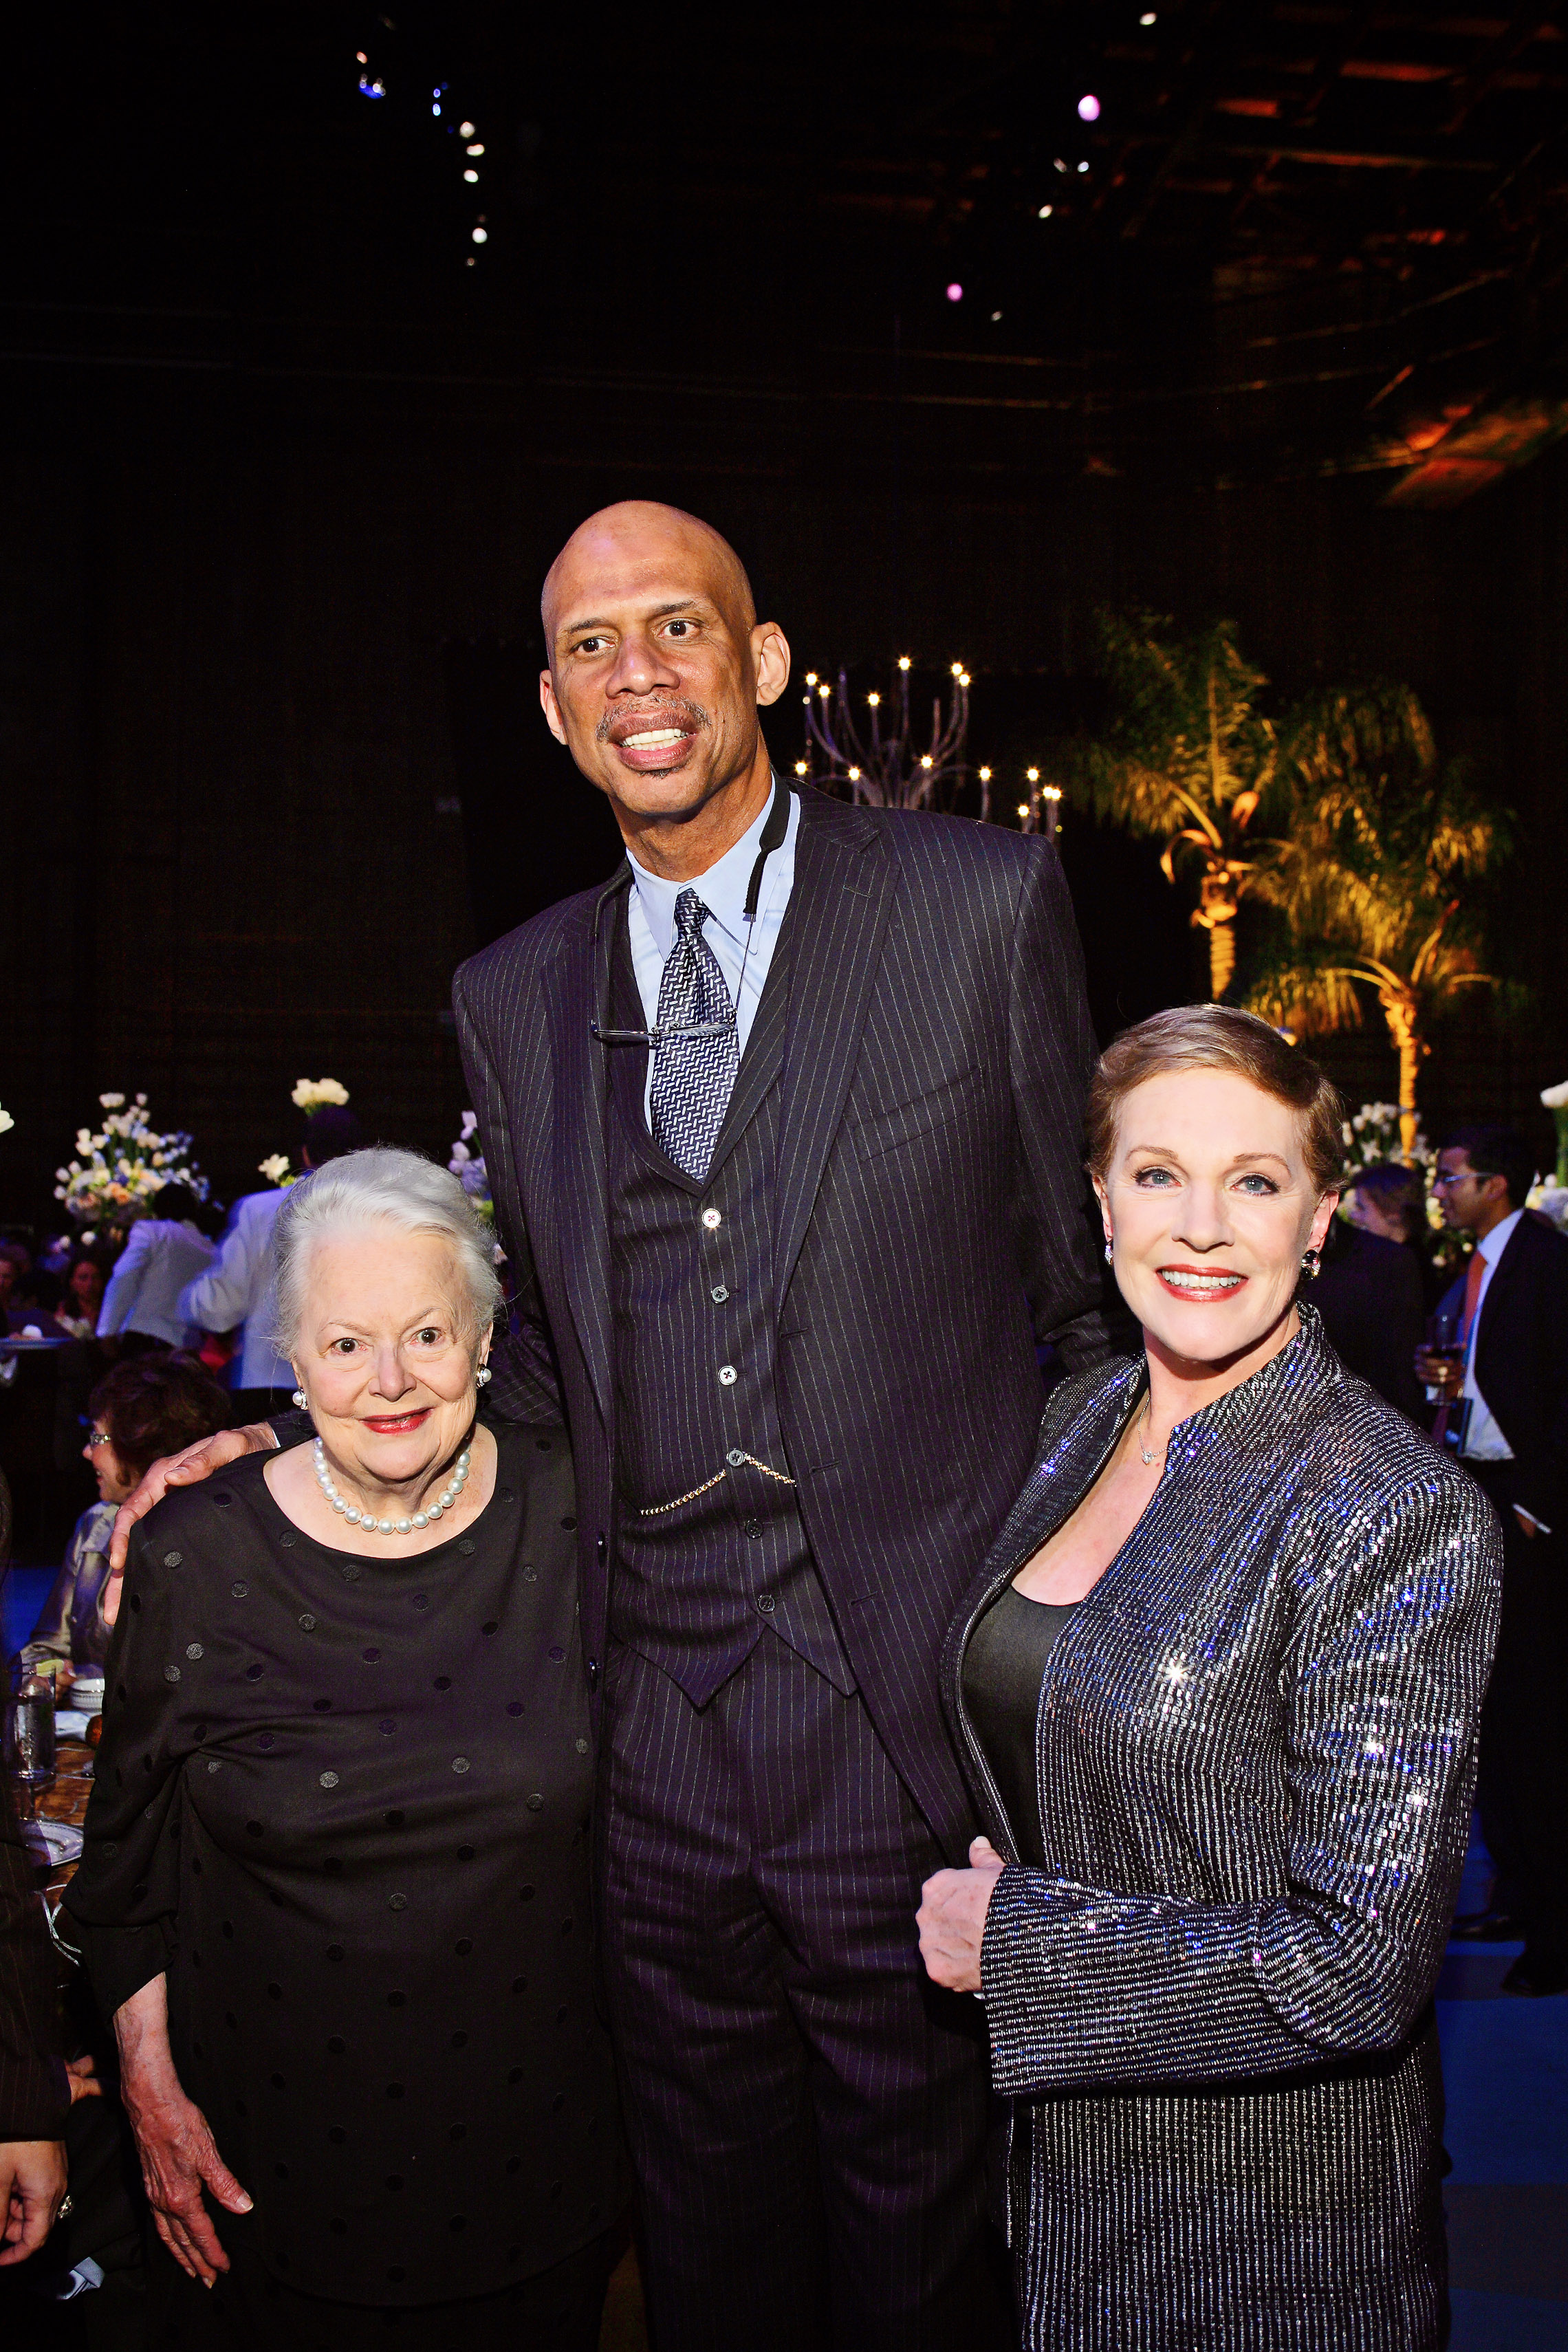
[67,1426,624,2308]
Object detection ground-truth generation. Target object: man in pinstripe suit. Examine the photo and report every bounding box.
[451,503,1107,2348]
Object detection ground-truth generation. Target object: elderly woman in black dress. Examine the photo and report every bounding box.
[65,1149,622,2351]
[918,1008,1501,2352]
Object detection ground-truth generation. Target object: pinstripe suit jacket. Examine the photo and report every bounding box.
[453,785,1105,1853]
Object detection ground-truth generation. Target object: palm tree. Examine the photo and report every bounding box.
[1069,612,1281,1000]
[1245,684,1508,1158]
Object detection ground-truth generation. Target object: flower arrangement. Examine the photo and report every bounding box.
[292,1077,350,1112]
[1339,1100,1435,1181]
[259,1078,352,1188]
[448,1112,505,1264]
[448,1111,494,1226]
[54,1093,210,1227]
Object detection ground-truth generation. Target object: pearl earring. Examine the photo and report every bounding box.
[476,1366,492,1386]
[291,1389,308,1410]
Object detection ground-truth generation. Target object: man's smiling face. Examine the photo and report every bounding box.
[539,502,789,831]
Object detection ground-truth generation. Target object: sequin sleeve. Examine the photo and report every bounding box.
[979,1468,1501,2095]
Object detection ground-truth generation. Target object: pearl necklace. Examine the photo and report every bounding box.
[312,1439,470,1536]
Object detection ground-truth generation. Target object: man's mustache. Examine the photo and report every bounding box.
[597,696,710,745]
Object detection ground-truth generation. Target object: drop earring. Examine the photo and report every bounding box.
[1104,1237,1114,1264]
[1300,1247,1322,1280]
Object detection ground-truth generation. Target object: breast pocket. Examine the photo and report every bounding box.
[852,1067,974,1163]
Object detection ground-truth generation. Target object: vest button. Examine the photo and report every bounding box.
[710,1284,730,1304]
[701,1208,722,1230]
[743,1518,763,1539]
[756,1593,776,1615]
[718,1365,738,1386]
[726,1448,745,1468]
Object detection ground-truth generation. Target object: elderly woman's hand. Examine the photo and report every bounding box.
[115,1979,252,2284]
[917,1836,1006,1994]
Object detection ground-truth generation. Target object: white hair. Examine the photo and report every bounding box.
[271,1147,502,1360]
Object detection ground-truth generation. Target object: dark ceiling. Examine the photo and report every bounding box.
[8,5,1568,500]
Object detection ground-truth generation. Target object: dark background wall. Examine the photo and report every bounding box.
[3,3,1565,1226]
[3,358,1563,1225]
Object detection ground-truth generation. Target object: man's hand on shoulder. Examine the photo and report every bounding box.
[105,1424,281,1615]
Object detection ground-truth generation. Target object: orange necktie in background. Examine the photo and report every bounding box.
[1433,1246,1487,1447]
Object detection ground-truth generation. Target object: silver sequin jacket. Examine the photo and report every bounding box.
[943,1307,1502,2351]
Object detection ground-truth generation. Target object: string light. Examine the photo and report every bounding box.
[1038,205,1054,219]
[946,282,963,302]
[950,662,963,677]
[459,120,476,136]
[359,72,386,97]
[356,51,367,63]
[794,760,808,776]
[979,767,992,783]
[897,656,911,672]
[818,682,831,699]
[1017,803,1030,820]
[472,226,488,243]
[867,692,880,708]
[466,142,484,155]
[1027,767,1041,783]
[804,672,818,686]
[1140,11,1157,22]
[920,754,933,770]
[1078,94,1100,122]
[464,169,479,182]
[1078,160,1089,173]
[848,767,860,781]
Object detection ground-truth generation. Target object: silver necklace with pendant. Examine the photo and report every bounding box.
[1137,1396,1164,1468]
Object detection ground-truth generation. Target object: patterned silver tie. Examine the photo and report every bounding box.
[649,888,740,1182]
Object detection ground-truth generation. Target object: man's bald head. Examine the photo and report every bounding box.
[541,501,755,652]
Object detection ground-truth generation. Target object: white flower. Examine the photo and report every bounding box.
[1542,1080,1568,1110]
[258,1153,292,1184]
[0,1105,13,1136]
[292,1077,350,1110]
[99,1091,125,1109]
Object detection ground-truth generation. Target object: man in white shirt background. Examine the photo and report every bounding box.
[1417,1124,1568,1995]
[179,1105,362,1422]
[96,1184,215,1354]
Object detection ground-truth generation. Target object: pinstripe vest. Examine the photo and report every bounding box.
[605,906,856,1708]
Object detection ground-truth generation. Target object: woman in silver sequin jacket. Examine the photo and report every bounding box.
[919,1008,1502,2351]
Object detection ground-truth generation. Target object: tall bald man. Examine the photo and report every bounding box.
[453,502,1104,2346]
[114,502,1105,2345]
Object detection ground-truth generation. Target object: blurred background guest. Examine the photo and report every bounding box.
[1418,1124,1568,1994]
[179,1104,364,1423]
[0,1767,71,2272]
[0,1243,63,1338]
[96,1184,215,1356]
[52,1252,107,1343]
[21,1353,229,1681]
[1344,1161,1446,1309]
[1311,1205,1426,1423]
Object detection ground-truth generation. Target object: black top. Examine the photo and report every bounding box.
[65,1425,623,2307]
[961,1583,1080,1868]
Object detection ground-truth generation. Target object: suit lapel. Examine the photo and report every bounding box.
[773,794,896,1300]
[542,872,624,1428]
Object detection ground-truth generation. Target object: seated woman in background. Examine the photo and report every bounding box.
[53,1250,109,1341]
[64,1149,623,2352]
[23,1353,229,1682]
[919,1006,1501,2352]
[96,1183,216,1355]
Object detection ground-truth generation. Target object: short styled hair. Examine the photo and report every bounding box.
[90,1353,230,1485]
[1440,1123,1536,1210]
[271,1147,501,1360]
[1085,1005,1346,1194]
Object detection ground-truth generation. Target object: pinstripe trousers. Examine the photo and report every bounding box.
[598,1635,1007,2352]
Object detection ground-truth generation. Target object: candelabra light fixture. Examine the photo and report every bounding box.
[1016,767,1065,841]
[796,657,977,814]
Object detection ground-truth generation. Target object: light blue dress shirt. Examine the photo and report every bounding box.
[624,779,798,1126]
